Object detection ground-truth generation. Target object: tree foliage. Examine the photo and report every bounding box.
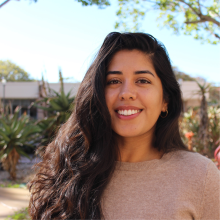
[0,60,35,82]
[0,0,37,8]
[0,0,110,9]
[116,0,220,44]
[173,66,195,81]
[75,0,110,7]
[2,0,219,43]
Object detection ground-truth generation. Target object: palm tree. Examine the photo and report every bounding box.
[195,80,211,156]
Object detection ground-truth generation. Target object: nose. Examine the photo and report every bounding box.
[119,81,136,101]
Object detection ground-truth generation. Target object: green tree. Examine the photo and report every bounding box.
[0,0,109,8]
[116,0,220,44]
[173,66,195,81]
[0,60,35,82]
[2,0,219,44]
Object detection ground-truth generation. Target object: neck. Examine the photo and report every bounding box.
[116,131,163,163]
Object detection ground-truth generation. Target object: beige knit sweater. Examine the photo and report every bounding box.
[101,150,220,220]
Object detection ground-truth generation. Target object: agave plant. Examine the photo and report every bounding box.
[34,71,75,156]
[0,107,41,180]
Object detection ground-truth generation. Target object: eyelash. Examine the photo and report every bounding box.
[107,79,150,85]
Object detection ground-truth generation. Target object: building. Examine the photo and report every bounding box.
[0,81,209,119]
[0,81,80,119]
[178,80,209,112]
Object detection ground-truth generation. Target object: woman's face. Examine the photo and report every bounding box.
[105,49,168,138]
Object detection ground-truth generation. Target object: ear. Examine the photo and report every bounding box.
[162,100,168,112]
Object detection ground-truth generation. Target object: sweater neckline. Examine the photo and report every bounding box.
[115,150,177,171]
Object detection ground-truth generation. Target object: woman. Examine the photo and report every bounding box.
[29,32,220,220]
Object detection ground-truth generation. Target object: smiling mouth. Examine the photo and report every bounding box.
[115,109,143,116]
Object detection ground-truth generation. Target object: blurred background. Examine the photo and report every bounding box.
[0,0,219,219]
[0,0,220,83]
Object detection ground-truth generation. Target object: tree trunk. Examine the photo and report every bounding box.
[2,148,20,180]
[198,94,209,155]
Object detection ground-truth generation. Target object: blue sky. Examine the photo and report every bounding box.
[0,0,220,84]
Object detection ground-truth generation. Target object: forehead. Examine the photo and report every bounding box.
[108,49,155,71]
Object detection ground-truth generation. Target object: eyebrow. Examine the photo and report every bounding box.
[106,70,155,77]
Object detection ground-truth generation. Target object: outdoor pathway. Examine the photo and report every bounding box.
[0,156,41,219]
[0,186,30,220]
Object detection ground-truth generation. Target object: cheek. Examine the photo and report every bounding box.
[105,89,117,113]
[141,88,163,109]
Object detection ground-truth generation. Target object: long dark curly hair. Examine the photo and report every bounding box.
[29,32,189,219]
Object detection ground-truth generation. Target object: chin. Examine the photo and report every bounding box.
[114,130,142,138]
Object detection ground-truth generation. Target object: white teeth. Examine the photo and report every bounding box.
[117,109,141,116]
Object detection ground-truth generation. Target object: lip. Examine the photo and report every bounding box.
[115,109,142,120]
[115,105,143,111]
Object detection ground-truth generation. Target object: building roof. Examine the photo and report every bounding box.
[0,82,39,99]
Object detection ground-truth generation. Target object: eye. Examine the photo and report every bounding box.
[106,79,121,85]
[136,79,150,84]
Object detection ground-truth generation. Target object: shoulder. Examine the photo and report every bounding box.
[168,150,219,178]
[171,150,213,167]
[162,150,220,219]
[165,150,220,195]
[170,151,220,219]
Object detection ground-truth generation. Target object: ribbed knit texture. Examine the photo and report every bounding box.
[101,150,220,220]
